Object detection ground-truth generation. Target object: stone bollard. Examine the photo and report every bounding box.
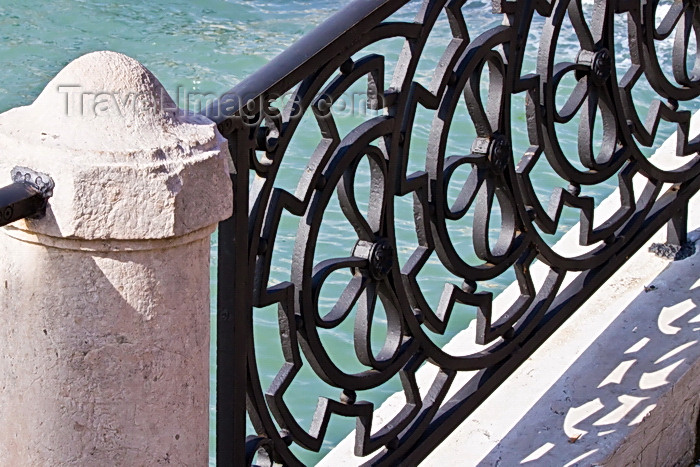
[0,51,232,465]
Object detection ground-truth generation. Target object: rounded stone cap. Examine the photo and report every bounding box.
[0,51,232,241]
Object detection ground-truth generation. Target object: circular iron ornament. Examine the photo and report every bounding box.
[291,118,414,392]
[210,0,700,464]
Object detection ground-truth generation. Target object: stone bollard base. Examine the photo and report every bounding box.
[0,230,212,465]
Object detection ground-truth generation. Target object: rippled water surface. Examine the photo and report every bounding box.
[0,0,695,465]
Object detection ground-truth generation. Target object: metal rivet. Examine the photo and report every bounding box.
[413,308,425,324]
[340,390,357,405]
[340,59,354,74]
[317,98,330,112]
[567,183,581,196]
[462,280,477,294]
[526,207,536,221]
[258,238,269,255]
[279,429,293,447]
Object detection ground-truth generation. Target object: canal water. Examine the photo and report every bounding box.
[0,0,693,464]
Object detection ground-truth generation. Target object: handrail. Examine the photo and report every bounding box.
[208,0,700,464]
[204,0,408,123]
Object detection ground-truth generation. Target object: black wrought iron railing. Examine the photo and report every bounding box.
[204,0,700,464]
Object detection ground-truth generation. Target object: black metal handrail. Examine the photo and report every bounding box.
[204,0,405,124]
[207,0,700,464]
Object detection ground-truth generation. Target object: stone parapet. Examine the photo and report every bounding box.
[0,51,232,465]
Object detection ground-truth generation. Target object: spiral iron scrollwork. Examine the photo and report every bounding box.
[208,0,700,464]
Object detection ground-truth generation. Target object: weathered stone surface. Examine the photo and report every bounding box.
[0,51,231,465]
[0,50,232,240]
[0,236,211,465]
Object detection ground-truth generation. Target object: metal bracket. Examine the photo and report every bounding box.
[0,167,55,227]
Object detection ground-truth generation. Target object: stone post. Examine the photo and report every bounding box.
[0,51,232,465]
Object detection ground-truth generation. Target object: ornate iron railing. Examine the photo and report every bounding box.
[204,0,700,464]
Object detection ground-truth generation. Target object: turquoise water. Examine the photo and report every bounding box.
[0,0,695,465]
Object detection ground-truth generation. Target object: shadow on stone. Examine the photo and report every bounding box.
[473,236,700,466]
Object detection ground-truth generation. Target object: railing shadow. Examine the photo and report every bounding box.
[474,233,700,466]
